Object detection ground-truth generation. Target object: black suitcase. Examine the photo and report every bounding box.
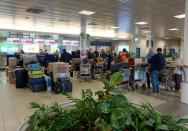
[54,76,72,94]
[14,69,28,88]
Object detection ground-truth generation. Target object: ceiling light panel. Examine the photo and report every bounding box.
[169,28,179,31]
[111,26,120,29]
[135,22,148,25]
[78,10,96,15]
[174,14,185,19]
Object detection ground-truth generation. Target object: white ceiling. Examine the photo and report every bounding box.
[0,0,185,39]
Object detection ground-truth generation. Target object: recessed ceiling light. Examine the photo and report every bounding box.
[169,28,179,31]
[78,10,96,16]
[118,0,128,2]
[111,26,120,29]
[135,22,148,25]
[144,30,151,33]
[113,38,118,40]
[174,14,185,19]
[165,37,170,39]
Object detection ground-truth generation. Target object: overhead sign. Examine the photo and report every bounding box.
[21,39,33,44]
[34,39,44,44]
[71,40,79,46]
[7,38,20,44]
[63,40,71,45]
[45,40,55,45]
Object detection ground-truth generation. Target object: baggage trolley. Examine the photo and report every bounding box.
[80,64,91,81]
[94,64,104,79]
[159,67,175,91]
[134,66,147,91]
[119,68,131,92]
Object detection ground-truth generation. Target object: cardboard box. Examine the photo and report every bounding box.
[51,62,70,82]
[48,63,54,73]
[52,62,69,74]
[8,57,17,67]
[8,71,15,84]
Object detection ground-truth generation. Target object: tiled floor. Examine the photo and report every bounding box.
[0,70,188,131]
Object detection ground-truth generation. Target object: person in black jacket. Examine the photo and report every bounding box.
[60,49,72,64]
[148,48,166,94]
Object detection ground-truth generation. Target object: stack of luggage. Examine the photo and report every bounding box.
[28,63,46,92]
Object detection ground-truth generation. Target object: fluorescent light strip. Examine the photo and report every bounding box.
[78,10,96,15]
[169,28,179,31]
[174,14,185,19]
[135,22,148,25]
[111,26,120,29]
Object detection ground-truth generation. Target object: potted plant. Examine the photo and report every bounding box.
[25,72,188,131]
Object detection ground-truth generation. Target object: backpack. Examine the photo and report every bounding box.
[156,54,166,71]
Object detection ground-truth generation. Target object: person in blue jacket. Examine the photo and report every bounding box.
[148,48,166,94]
[60,49,72,64]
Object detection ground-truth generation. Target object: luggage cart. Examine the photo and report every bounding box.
[94,64,104,79]
[119,68,131,92]
[134,66,147,91]
[159,67,175,91]
[80,64,91,81]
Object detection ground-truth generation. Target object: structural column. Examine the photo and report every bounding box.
[80,15,87,59]
[181,0,188,104]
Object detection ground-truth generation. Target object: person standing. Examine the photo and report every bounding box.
[60,49,72,64]
[100,49,107,59]
[120,48,128,63]
[148,48,166,94]
[146,48,156,89]
[173,53,182,92]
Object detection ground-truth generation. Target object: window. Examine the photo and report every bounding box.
[118,45,130,52]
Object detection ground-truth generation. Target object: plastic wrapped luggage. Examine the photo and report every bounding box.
[28,63,41,71]
[54,76,72,94]
[43,75,52,91]
[13,68,28,88]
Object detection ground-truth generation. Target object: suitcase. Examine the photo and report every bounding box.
[54,76,72,94]
[28,63,41,71]
[29,83,46,92]
[29,77,44,85]
[14,68,28,88]
[28,70,44,78]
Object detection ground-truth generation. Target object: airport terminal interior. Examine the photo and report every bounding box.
[1,0,188,131]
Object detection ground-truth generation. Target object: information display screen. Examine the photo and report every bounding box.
[23,44,39,53]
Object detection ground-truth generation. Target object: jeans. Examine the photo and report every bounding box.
[151,70,160,93]
[174,74,181,91]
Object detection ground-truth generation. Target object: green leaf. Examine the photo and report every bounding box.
[30,102,41,109]
[111,95,128,108]
[177,119,188,125]
[140,120,153,129]
[98,102,111,114]
[156,124,169,131]
[111,108,126,129]
[110,72,123,85]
